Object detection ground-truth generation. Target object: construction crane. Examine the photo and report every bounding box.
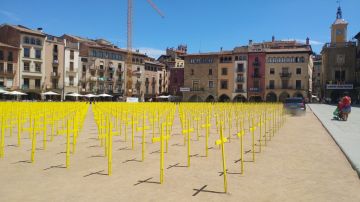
[126,0,164,97]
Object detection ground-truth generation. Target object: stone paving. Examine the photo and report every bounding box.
[308,104,360,177]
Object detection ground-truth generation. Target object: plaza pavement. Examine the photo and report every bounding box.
[308,104,360,177]
[0,105,360,201]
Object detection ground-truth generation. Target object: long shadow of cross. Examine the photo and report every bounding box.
[167,163,188,169]
[83,170,107,177]
[218,169,242,176]
[133,177,161,186]
[122,158,142,163]
[192,185,226,196]
[43,164,66,170]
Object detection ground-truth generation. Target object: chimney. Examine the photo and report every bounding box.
[306,37,310,45]
[272,35,275,42]
[249,40,253,45]
[37,27,43,33]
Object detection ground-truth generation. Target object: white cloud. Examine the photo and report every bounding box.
[136,47,165,59]
[0,10,20,21]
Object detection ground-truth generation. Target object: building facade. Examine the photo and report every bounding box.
[183,53,219,102]
[321,6,358,102]
[312,54,322,100]
[248,42,266,101]
[232,46,248,102]
[158,45,186,96]
[63,35,127,98]
[265,45,313,102]
[44,35,65,99]
[0,42,19,91]
[0,24,46,100]
[64,39,80,96]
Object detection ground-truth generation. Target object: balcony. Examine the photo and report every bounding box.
[248,87,261,92]
[90,76,97,82]
[98,67,105,72]
[0,70,16,77]
[191,87,205,92]
[253,61,261,67]
[281,86,293,90]
[279,72,292,78]
[235,89,245,93]
[251,73,262,78]
[108,67,115,73]
[51,72,61,78]
[236,68,244,73]
[236,77,245,82]
[66,69,77,77]
[52,60,59,66]
[266,86,275,90]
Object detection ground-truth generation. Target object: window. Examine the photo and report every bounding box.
[70,50,74,60]
[69,76,74,86]
[35,79,41,89]
[0,50,3,60]
[24,37,30,44]
[296,80,301,89]
[82,65,86,72]
[7,51,13,61]
[191,69,194,75]
[23,78,29,88]
[237,64,244,72]
[281,80,289,89]
[336,55,345,65]
[23,62,30,71]
[192,80,199,90]
[335,70,345,81]
[269,80,275,89]
[31,38,36,45]
[118,63,122,71]
[52,79,58,89]
[35,63,41,72]
[35,49,41,59]
[70,62,74,71]
[220,80,228,89]
[296,68,301,75]
[208,81,214,88]
[7,63,13,73]
[53,45,58,53]
[24,48,30,58]
[36,39,41,46]
[209,69,213,75]
[0,63,3,72]
[221,68,228,75]
[270,68,275,75]
[0,78,3,87]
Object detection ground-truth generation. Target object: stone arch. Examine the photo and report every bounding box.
[218,94,231,102]
[233,94,247,102]
[205,95,215,102]
[279,91,290,102]
[188,95,203,102]
[266,92,277,102]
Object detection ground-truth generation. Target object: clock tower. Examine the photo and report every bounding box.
[331,6,348,43]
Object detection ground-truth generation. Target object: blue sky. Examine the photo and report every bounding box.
[1,0,359,58]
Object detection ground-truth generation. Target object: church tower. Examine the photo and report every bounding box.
[331,6,348,43]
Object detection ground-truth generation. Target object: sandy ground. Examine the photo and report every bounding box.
[0,106,360,202]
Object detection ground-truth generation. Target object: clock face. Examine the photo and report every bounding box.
[336,29,343,35]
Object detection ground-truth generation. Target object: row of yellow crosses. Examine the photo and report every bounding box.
[0,102,88,167]
[92,102,285,193]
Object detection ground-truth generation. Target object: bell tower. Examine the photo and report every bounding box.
[331,6,348,43]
